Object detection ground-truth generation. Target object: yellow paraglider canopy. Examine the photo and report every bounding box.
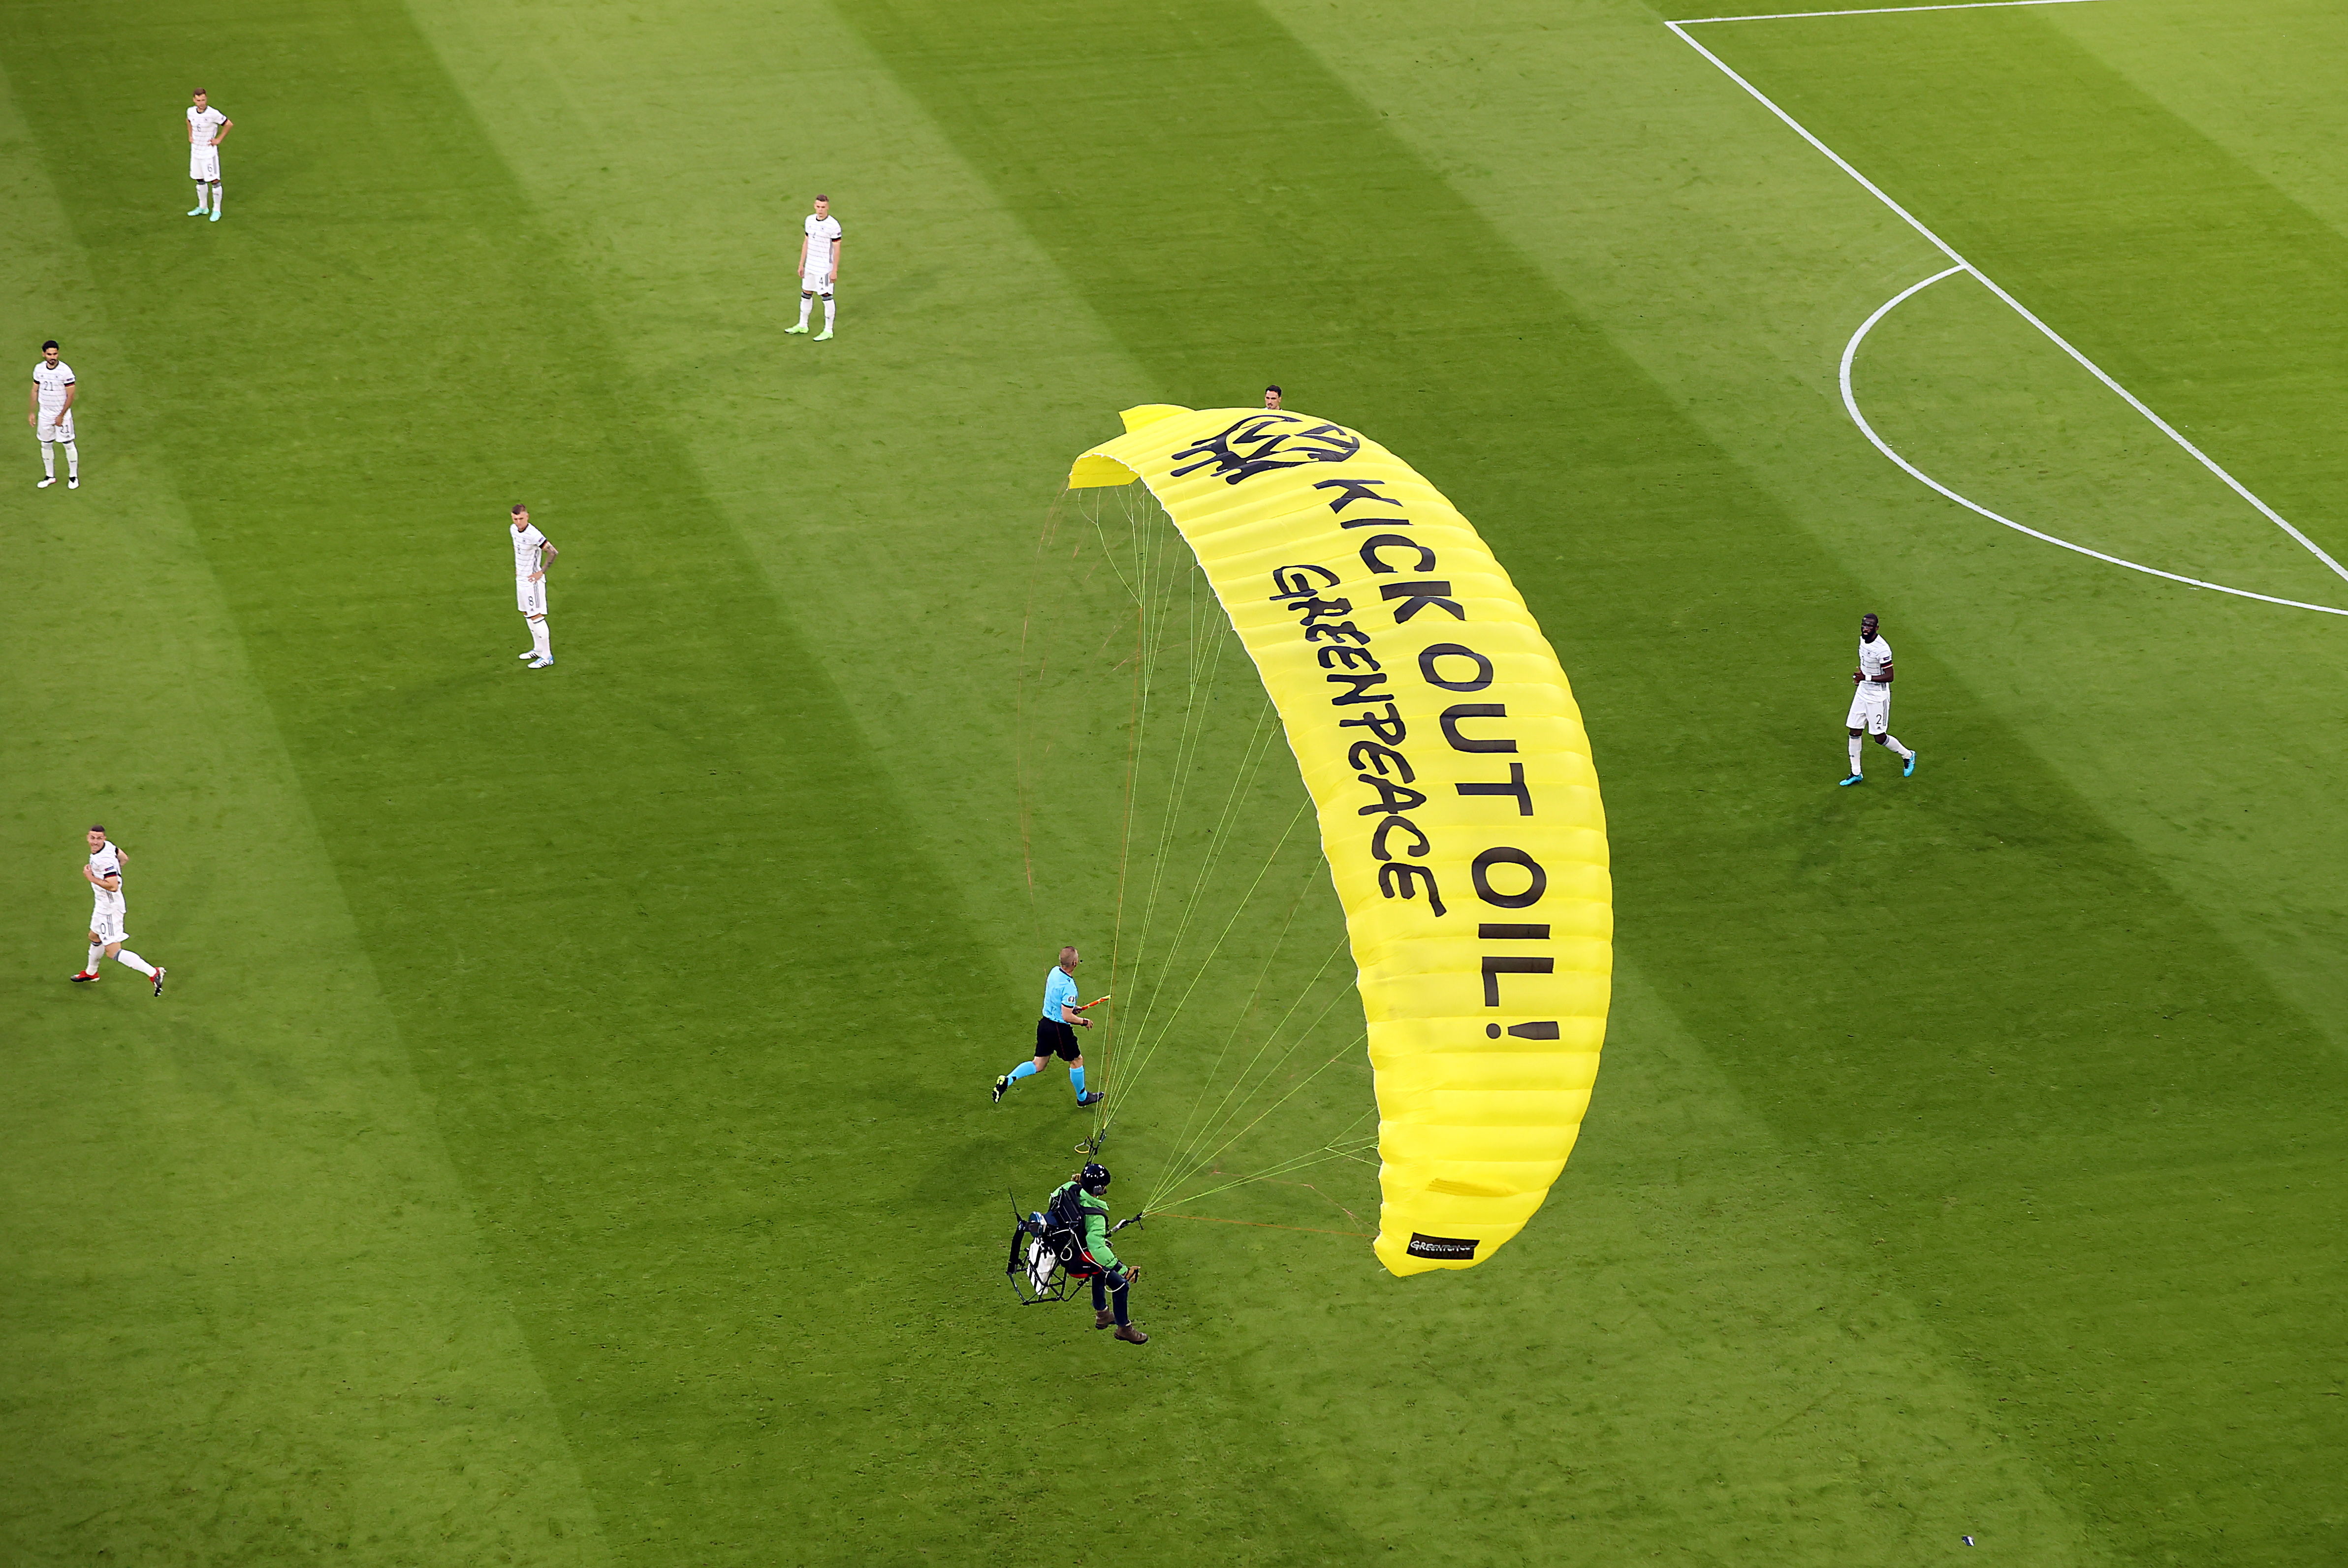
[1067,406,1611,1276]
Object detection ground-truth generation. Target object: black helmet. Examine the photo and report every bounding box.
[1079,1162,1112,1194]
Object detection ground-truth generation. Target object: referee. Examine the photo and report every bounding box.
[993,945,1104,1106]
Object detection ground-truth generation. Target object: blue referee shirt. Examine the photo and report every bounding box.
[1042,967,1079,1022]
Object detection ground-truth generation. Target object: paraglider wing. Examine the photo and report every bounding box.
[1068,406,1612,1276]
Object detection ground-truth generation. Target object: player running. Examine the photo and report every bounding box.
[509,504,559,667]
[186,89,232,221]
[30,341,77,490]
[785,195,842,341]
[70,825,167,994]
[994,945,1106,1106]
[1840,612,1917,786]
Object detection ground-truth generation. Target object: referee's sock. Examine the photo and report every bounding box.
[1070,1066,1087,1099]
[1006,1061,1040,1082]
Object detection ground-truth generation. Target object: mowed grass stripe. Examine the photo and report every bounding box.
[1706,8,2348,560]
[848,1,2348,1561]
[393,3,1434,1562]
[0,2,1146,1564]
[410,0,2109,1559]
[10,3,1413,1565]
[0,61,612,1568]
[1270,0,2348,1098]
[1650,18,2348,1556]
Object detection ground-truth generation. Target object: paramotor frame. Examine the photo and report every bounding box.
[1002,1200,1145,1306]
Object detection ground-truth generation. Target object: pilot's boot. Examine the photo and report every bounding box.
[1095,1308,1116,1329]
[1114,1323,1149,1345]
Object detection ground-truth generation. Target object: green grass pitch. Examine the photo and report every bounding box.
[5,0,2347,1561]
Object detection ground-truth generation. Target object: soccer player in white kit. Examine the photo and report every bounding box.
[510,504,560,667]
[186,89,232,221]
[30,340,78,490]
[785,195,843,341]
[70,825,168,994]
[1840,612,1917,786]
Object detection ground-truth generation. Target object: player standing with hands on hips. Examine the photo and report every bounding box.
[785,195,842,341]
[510,504,559,668]
[1840,612,1917,786]
[30,341,77,489]
[186,89,232,221]
[994,946,1107,1106]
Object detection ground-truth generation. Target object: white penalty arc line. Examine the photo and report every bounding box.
[1661,12,2348,591]
[1841,268,2348,616]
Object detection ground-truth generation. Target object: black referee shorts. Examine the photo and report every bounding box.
[1035,1017,1082,1062]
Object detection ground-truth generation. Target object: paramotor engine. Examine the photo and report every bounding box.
[1004,1177,1140,1306]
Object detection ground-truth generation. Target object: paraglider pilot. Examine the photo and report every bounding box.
[1053,1162,1148,1344]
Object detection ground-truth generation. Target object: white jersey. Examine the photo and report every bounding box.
[33,360,73,415]
[188,105,227,145]
[1858,634,1893,685]
[88,840,126,913]
[511,523,548,578]
[802,214,842,276]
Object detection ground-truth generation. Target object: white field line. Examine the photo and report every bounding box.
[1673,0,2110,27]
[1841,268,2348,615]
[1662,14,2348,589]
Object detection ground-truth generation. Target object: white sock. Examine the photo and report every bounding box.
[823,295,836,331]
[63,441,77,478]
[193,183,209,211]
[41,444,54,478]
[796,294,813,328]
[116,948,156,978]
[211,184,222,215]
[1847,737,1862,775]
[530,617,551,658]
[1884,735,1913,760]
[86,942,103,972]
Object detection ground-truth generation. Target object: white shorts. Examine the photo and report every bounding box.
[37,412,73,444]
[516,576,547,616]
[191,145,221,182]
[1845,684,1890,735]
[801,270,833,296]
[90,902,127,944]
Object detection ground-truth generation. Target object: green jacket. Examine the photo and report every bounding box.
[1049,1180,1122,1273]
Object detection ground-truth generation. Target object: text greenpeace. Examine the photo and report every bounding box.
[1265,474,1547,938]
